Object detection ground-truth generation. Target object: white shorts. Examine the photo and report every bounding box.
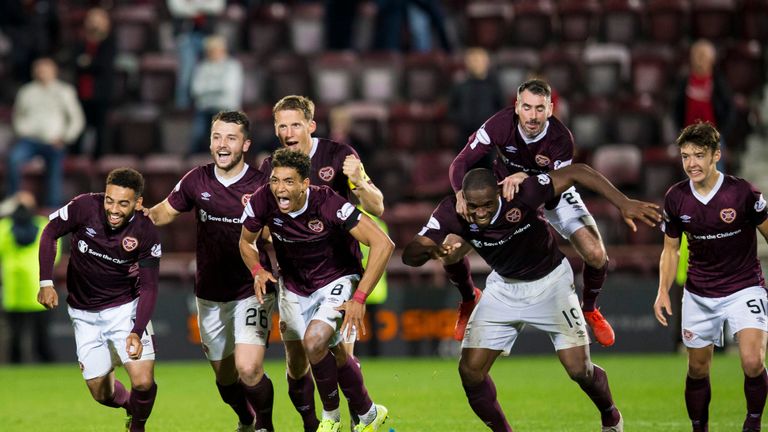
[68,298,156,380]
[463,258,589,354]
[279,275,359,347]
[681,286,768,348]
[542,186,597,239]
[197,294,276,361]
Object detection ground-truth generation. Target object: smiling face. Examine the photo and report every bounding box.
[274,109,316,155]
[103,184,141,229]
[464,186,500,228]
[515,89,553,138]
[680,142,720,185]
[270,166,309,213]
[210,119,250,173]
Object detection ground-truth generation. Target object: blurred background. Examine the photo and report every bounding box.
[1,0,767,363]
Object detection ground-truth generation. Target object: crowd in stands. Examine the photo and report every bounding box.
[0,0,766,256]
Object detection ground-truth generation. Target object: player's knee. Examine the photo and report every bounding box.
[686,362,710,379]
[237,363,265,385]
[458,359,483,386]
[582,248,607,268]
[302,337,328,362]
[565,365,591,384]
[131,377,155,391]
[741,355,765,377]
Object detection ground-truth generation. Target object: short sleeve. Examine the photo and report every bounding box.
[662,191,682,239]
[241,185,270,234]
[320,189,362,231]
[417,199,462,245]
[745,181,767,227]
[138,222,162,267]
[166,168,198,213]
[516,174,556,210]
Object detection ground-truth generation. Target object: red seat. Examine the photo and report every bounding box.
[358,52,403,103]
[568,98,612,150]
[112,5,158,53]
[557,0,601,44]
[141,153,185,206]
[139,53,177,106]
[465,1,512,50]
[247,3,289,57]
[631,46,675,98]
[409,150,454,200]
[601,0,644,45]
[539,47,582,98]
[288,2,325,55]
[646,0,690,44]
[388,103,442,151]
[510,0,556,48]
[690,0,736,43]
[62,156,95,203]
[582,44,630,98]
[610,99,662,148]
[741,0,768,42]
[591,144,642,189]
[108,105,161,156]
[494,49,540,100]
[266,54,311,103]
[723,41,764,96]
[310,52,359,105]
[404,52,449,102]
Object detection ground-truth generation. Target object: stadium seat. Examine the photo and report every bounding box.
[582,44,630,98]
[409,150,455,200]
[646,0,690,44]
[238,53,268,109]
[722,41,764,97]
[642,146,684,199]
[592,144,642,192]
[368,150,412,206]
[494,49,540,100]
[581,198,629,245]
[741,0,768,42]
[539,47,582,98]
[62,156,95,203]
[142,153,185,206]
[388,102,442,151]
[630,46,675,99]
[112,4,158,54]
[247,3,289,57]
[358,52,403,103]
[509,0,556,48]
[138,53,177,106]
[108,105,161,156]
[288,2,325,56]
[689,0,736,43]
[96,154,142,176]
[159,110,194,156]
[266,53,311,104]
[245,105,280,155]
[404,52,449,102]
[164,210,197,253]
[568,98,612,150]
[465,1,512,50]
[600,0,644,45]
[381,200,435,248]
[557,0,601,44]
[309,52,358,105]
[610,99,662,148]
[216,3,247,52]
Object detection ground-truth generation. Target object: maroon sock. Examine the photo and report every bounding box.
[686,375,711,431]
[98,379,131,411]
[216,380,255,426]
[337,355,373,415]
[581,262,608,311]
[287,372,320,432]
[243,375,274,431]
[128,382,157,432]
[444,257,476,302]
[577,365,621,427]
[744,369,768,430]
[462,375,512,432]
[310,351,340,412]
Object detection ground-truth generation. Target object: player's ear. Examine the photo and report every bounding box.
[545,101,554,118]
[135,196,143,209]
[713,148,721,163]
[243,139,252,153]
[308,120,317,134]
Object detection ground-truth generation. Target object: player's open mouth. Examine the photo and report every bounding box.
[108,213,123,225]
[216,151,232,163]
[285,141,299,149]
[277,197,292,211]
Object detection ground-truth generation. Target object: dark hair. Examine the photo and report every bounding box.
[675,121,720,152]
[106,168,145,197]
[272,148,311,180]
[273,95,315,122]
[462,168,498,193]
[211,110,251,141]
[517,78,552,100]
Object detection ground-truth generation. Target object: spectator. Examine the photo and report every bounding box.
[447,47,504,166]
[189,35,243,155]
[0,191,59,363]
[674,39,733,170]
[0,0,60,82]
[7,57,85,207]
[167,0,226,109]
[72,7,116,159]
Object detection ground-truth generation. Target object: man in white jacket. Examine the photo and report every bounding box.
[8,57,85,207]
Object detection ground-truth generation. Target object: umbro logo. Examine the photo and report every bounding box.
[85,227,97,237]
[680,215,692,223]
[201,192,211,201]
[273,218,284,226]
[505,146,517,153]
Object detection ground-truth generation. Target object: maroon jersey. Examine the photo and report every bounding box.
[242,185,363,297]
[420,174,563,280]
[663,174,767,297]
[40,193,161,310]
[167,163,267,302]
[260,138,361,199]
[449,108,574,192]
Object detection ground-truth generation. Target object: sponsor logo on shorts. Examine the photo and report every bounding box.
[505,208,521,223]
[308,219,324,232]
[683,329,694,341]
[535,154,550,167]
[319,166,335,182]
[720,208,736,223]
[241,193,252,207]
[122,236,138,251]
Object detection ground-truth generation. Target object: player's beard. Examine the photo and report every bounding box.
[104,208,134,229]
[214,150,243,172]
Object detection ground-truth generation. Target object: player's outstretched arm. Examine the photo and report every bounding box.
[344,155,385,217]
[758,219,768,244]
[402,235,465,267]
[146,199,181,226]
[655,235,681,326]
[338,215,394,339]
[550,163,662,231]
[38,223,62,309]
[239,225,276,304]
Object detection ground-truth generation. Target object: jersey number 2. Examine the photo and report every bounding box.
[245,308,269,328]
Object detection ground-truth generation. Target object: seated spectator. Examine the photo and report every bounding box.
[7,58,84,207]
[189,35,243,155]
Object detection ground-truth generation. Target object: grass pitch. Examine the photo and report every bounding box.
[0,353,749,431]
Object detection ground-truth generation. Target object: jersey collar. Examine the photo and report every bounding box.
[288,188,310,218]
[489,196,503,225]
[214,163,250,187]
[689,171,723,205]
[308,138,319,159]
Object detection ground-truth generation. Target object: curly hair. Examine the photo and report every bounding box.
[106,168,145,197]
[272,147,311,180]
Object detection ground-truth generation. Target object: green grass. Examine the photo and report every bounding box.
[0,353,751,431]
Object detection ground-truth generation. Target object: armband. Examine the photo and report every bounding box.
[352,290,368,304]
